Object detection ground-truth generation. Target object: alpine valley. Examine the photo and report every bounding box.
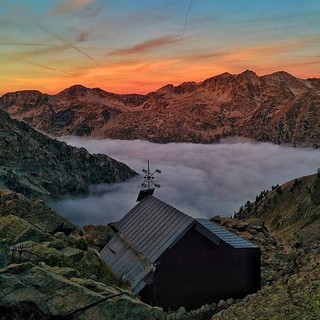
[0,70,319,320]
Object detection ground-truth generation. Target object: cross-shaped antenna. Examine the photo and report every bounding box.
[141,159,161,190]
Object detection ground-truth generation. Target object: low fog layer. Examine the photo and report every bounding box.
[49,138,320,226]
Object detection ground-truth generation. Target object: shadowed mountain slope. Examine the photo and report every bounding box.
[0,110,136,198]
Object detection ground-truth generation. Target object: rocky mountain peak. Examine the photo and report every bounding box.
[261,71,311,94]
[0,89,45,111]
[202,72,233,86]
[156,81,198,95]
[237,70,262,86]
[57,84,91,99]
[239,69,258,77]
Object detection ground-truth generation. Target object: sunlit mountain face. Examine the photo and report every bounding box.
[1,71,319,147]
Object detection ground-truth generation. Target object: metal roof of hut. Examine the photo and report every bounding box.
[100,195,258,294]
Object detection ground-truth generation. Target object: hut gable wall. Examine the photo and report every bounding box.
[140,226,260,310]
[100,232,155,292]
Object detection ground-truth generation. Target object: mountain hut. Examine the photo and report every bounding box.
[100,195,261,310]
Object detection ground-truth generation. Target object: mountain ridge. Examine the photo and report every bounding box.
[1,70,319,146]
[210,171,320,319]
[0,110,136,198]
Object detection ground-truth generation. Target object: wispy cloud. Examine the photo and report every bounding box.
[185,35,320,63]
[184,50,232,61]
[50,0,95,14]
[109,35,181,56]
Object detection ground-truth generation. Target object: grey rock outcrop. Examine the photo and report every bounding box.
[0,263,166,320]
[0,189,77,238]
[0,110,136,198]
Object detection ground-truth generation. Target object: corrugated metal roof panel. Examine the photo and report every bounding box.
[100,232,154,293]
[195,218,258,248]
[115,196,194,262]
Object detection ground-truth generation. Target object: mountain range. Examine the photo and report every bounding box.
[1,70,320,146]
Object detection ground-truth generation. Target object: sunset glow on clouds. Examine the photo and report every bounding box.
[0,0,319,95]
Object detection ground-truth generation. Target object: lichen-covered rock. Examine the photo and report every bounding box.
[0,214,50,244]
[10,240,69,267]
[61,246,84,262]
[83,224,113,250]
[70,277,122,296]
[43,265,81,279]
[0,263,167,320]
[0,189,77,235]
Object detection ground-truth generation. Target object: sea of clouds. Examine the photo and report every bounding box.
[48,137,320,226]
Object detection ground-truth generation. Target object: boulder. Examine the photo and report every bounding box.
[83,224,113,250]
[62,246,84,262]
[0,189,77,235]
[44,265,81,279]
[175,306,187,318]
[10,240,68,267]
[0,214,50,244]
[0,263,167,320]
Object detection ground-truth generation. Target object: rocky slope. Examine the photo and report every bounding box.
[1,71,320,146]
[234,171,320,245]
[0,189,165,320]
[0,110,136,198]
[210,172,320,319]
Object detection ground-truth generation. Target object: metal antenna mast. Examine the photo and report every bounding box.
[141,159,161,190]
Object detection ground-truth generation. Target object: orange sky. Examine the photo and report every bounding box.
[1,0,319,95]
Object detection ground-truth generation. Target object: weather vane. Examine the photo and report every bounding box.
[141,159,161,190]
[137,160,161,201]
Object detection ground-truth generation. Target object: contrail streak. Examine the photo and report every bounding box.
[8,55,73,75]
[32,20,98,66]
[181,0,193,40]
[0,52,72,75]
